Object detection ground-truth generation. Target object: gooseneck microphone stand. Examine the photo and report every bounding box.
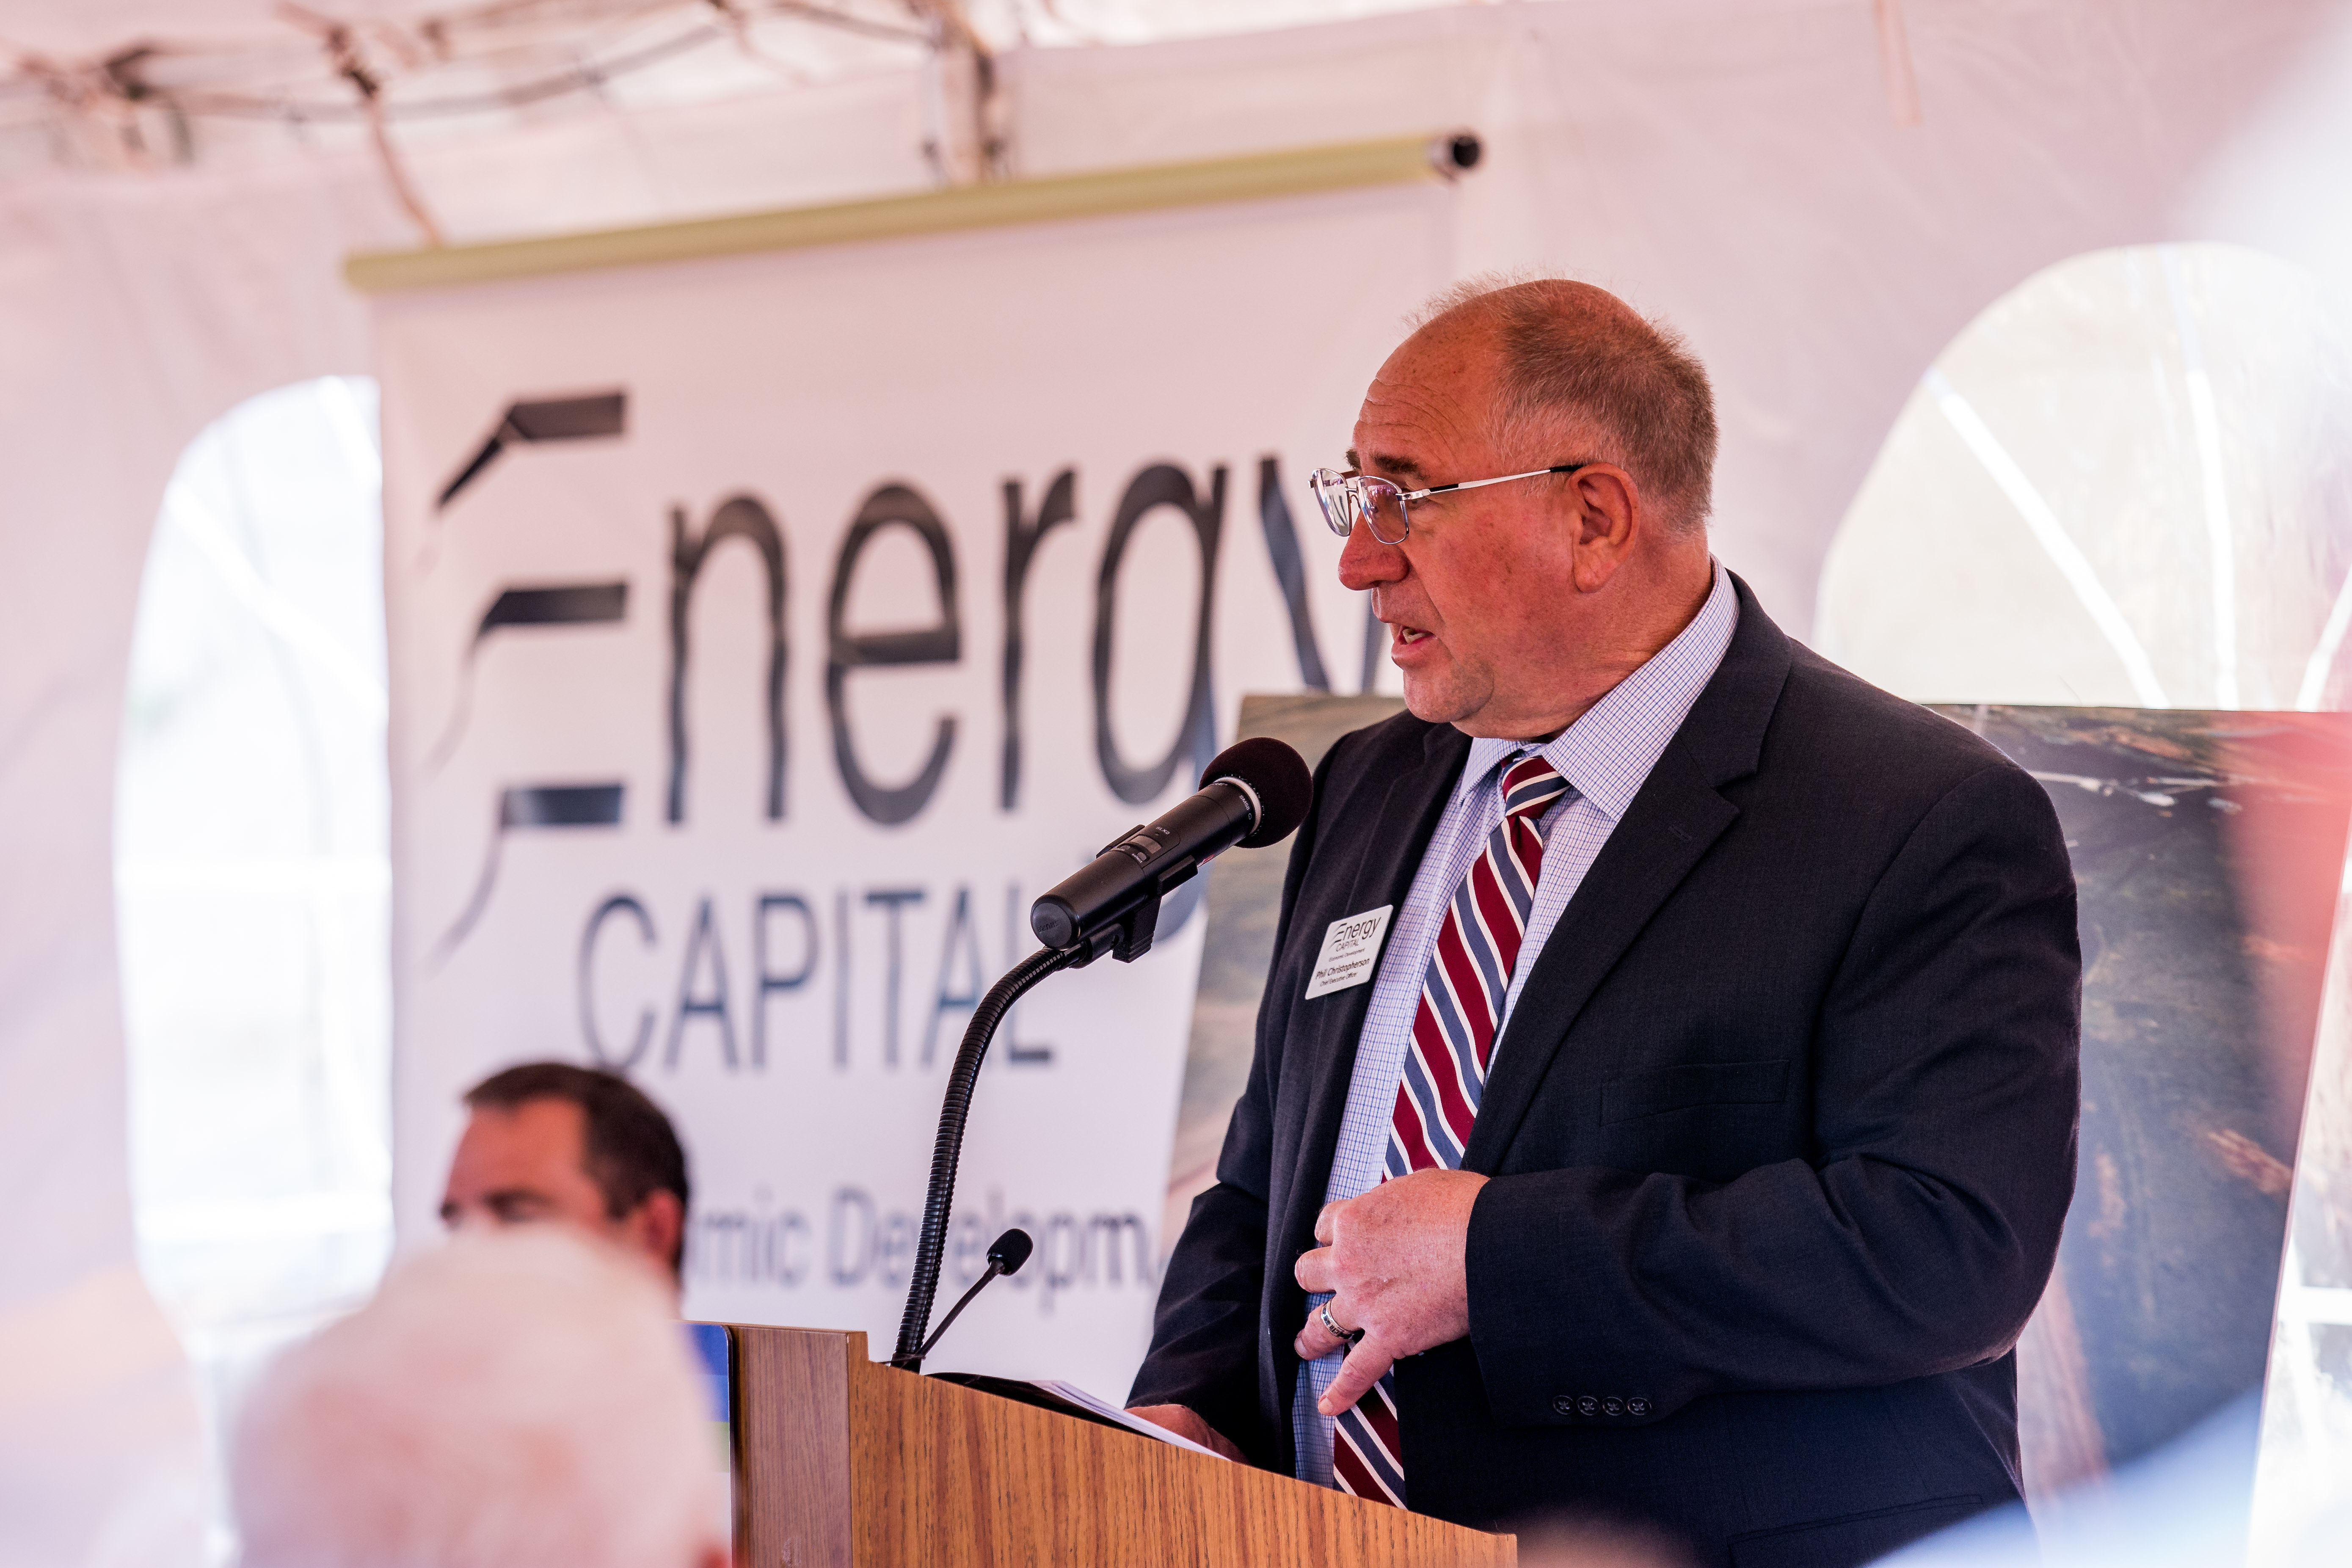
[889,880,1170,1372]
[889,943,1080,1371]
[890,736,1311,1373]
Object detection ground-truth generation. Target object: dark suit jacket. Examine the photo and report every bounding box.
[1130,578,2081,1568]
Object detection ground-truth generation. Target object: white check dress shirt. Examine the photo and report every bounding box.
[1293,559,1739,1485]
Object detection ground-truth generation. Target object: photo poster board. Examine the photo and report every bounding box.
[375,182,1451,1399]
[1164,692,1409,1252]
[1177,697,2352,1502]
[1947,709,2352,1501]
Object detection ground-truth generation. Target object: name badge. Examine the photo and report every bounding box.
[1304,905,1394,1000]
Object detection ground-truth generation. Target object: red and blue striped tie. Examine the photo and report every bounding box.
[1332,750,1572,1507]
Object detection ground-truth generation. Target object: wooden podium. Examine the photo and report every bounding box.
[723,1325,1515,1566]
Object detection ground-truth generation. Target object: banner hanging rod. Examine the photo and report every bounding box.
[345,130,1480,293]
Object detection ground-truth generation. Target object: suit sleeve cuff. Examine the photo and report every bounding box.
[1464,1170,1664,1429]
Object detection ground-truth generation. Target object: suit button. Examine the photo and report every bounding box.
[1628,1398,1651,1417]
[1552,1395,1574,1416]
[1577,1395,1599,1416]
[1602,1397,1624,1416]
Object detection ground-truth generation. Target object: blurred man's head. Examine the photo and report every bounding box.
[232,1227,724,1568]
[441,1063,689,1282]
[1515,1519,1688,1568]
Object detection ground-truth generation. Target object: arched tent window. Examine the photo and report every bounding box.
[116,377,392,1458]
[1818,243,2352,1545]
[1817,243,2352,708]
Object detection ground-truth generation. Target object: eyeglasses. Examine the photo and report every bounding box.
[1309,463,1592,545]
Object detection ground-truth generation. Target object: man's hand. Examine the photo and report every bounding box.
[1124,1403,1246,1462]
[1292,1168,1488,1414]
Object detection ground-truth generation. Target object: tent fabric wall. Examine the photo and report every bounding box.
[2,1,2346,1560]
[0,162,397,1566]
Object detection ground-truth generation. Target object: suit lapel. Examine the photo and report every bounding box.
[1281,723,1469,1255]
[1341,724,1471,916]
[1463,575,1794,1170]
[1463,740,1736,1168]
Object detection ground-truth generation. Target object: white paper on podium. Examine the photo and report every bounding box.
[1027,1378,1231,1461]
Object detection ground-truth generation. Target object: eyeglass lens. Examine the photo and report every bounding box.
[1310,469,1411,544]
[1358,480,1410,543]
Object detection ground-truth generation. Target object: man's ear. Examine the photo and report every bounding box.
[1567,463,1642,592]
[623,1188,686,1277]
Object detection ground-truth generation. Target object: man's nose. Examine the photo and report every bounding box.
[1337,518,1406,591]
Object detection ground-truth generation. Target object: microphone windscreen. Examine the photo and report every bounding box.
[1200,737,1314,849]
[988,1227,1035,1275]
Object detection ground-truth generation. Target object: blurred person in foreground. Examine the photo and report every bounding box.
[231,1226,725,1568]
[1514,1520,1688,1568]
[440,1062,689,1286]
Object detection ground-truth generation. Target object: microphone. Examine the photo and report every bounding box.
[890,740,1312,1372]
[916,1229,1034,1361]
[1030,737,1314,964]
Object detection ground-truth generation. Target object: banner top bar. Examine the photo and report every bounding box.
[345,132,1477,294]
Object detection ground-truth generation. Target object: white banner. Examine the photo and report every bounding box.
[378,182,1447,1396]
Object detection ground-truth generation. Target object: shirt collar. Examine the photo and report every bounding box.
[1461,558,1740,822]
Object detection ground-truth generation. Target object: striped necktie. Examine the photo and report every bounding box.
[1332,750,1572,1507]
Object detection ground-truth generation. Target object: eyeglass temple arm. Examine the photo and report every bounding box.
[1407,462,1591,502]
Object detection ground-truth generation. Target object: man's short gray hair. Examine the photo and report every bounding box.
[232,1228,722,1568]
[1417,274,1719,533]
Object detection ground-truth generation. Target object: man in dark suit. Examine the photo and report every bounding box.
[1125,279,2080,1567]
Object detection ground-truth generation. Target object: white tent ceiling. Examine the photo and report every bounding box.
[0,1,1480,187]
[0,0,1436,52]
[0,1,1461,85]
